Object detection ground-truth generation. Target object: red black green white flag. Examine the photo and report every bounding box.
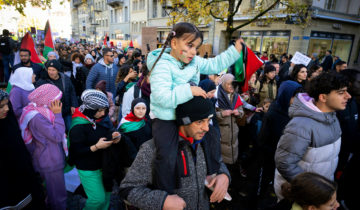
[43,20,55,60]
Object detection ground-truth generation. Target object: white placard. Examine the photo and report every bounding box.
[291,51,311,66]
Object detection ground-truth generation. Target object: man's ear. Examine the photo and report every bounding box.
[318,93,327,103]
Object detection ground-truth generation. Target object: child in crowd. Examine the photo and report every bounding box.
[281,172,339,210]
[119,98,152,160]
[147,22,243,192]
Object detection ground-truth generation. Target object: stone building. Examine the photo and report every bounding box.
[213,0,360,67]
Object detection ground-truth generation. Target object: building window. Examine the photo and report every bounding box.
[139,0,145,10]
[125,7,129,22]
[152,0,158,18]
[325,0,336,10]
[114,9,118,23]
[106,19,108,27]
[111,10,113,23]
[240,31,290,58]
[133,0,138,11]
[308,31,354,62]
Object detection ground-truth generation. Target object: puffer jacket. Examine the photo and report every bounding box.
[216,104,244,165]
[119,138,230,210]
[274,93,341,199]
[147,46,240,120]
[85,58,119,96]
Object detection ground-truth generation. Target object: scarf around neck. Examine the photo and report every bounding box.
[216,85,243,110]
[119,112,145,133]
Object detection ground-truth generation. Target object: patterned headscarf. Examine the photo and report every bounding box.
[20,84,63,144]
[0,90,9,101]
[79,89,109,111]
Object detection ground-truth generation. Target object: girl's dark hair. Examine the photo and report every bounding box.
[308,64,322,78]
[290,64,307,81]
[282,172,337,208]
[116,64,132,83]
[150,22,203,72]
[257,64,276,92]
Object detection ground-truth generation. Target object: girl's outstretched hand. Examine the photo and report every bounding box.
[190,86,207,99]
[235,38,244,53]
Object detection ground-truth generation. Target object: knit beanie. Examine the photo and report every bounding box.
[80,89,109,111]
[131,98,147,115]
[46,59,62,72]
[176,96,214,125]
[84,53,95,63]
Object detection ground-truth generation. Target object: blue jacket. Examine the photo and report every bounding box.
[147,45,240,120]
[86,59,119,96]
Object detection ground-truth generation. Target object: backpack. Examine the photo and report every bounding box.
[0,36,11,54]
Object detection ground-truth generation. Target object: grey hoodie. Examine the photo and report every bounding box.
[274,93,341,199]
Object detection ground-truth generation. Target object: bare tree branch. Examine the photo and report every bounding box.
[231,0,280,31]
[209,9,225,21]
[230,0,243,17]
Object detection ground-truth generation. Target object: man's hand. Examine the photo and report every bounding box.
[207,174,229,203]
[71,107,76,114]
[163,195,186,210]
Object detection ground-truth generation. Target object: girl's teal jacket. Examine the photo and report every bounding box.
[147,45,241,120]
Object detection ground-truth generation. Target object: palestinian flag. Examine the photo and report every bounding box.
[119,112,145,133]
[129,40,134,48]
[43,20,55,60]
[20,32,42,64]
[103,33,108,46]
[234,43,264,92]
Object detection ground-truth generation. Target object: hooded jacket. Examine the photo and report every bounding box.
[86,58,119,96]
[147,46,240,120]
[274,93,341,199]
[258,81,302,153]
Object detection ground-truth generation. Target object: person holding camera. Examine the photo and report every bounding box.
[68,89,121,210]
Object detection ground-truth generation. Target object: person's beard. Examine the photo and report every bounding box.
[21,59,30,66]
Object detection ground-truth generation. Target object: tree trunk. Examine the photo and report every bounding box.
[224,0,236,47]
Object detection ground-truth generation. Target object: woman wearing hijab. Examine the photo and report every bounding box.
[9,67,36,121]
[119,98,152,155]
[257,80,303,196]
[0,90,45,209]
[68,90,121,210]
[19,84,67,210]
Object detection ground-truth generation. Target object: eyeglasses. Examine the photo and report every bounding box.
[105,54,114,57]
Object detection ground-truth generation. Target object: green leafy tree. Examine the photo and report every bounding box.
[161,0,311,44]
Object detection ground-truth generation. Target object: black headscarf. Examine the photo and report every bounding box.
[0,98,45,208]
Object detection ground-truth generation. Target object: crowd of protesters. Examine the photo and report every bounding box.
[0,22,359,210]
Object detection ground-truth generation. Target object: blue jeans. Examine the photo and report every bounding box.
[2,53,14,83]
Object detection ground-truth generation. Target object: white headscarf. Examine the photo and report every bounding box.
[9,67,35,91]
